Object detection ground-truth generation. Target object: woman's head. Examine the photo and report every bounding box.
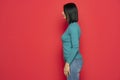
[62,2,78,24]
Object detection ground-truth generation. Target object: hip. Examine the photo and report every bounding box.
[69,58,83,73]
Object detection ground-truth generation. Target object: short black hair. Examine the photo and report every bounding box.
[63,2,78,24]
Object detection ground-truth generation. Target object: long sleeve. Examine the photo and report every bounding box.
[66,25,79,65]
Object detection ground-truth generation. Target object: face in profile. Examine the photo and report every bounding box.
[63,3,78,24]
[62,11,66,19]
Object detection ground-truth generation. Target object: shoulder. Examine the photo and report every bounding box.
[68,22,79,32]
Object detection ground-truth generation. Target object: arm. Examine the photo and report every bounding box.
[66,25,79,65]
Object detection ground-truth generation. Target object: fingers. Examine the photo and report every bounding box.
[66,73,68,77]
[64,69,69,77]
[64,71,68,76]
[68,70,70,75]
[64,70,70,77]
[64,70,67,76]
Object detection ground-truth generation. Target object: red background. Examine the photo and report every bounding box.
[0,0,120,80]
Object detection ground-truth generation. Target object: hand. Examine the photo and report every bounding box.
[64,62,70,77]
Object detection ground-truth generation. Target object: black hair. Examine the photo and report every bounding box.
[63,2,78,24]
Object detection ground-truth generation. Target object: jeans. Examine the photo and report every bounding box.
[67,58,83,80]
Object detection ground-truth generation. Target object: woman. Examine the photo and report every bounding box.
[61,2,83,80]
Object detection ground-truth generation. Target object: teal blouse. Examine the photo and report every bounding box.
[61,22,82,65]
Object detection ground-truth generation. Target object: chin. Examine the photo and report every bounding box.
[63,16,66,19]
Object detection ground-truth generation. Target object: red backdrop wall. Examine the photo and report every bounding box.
[0,0,120,80]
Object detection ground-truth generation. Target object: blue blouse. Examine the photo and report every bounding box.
[61,22,82,65]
